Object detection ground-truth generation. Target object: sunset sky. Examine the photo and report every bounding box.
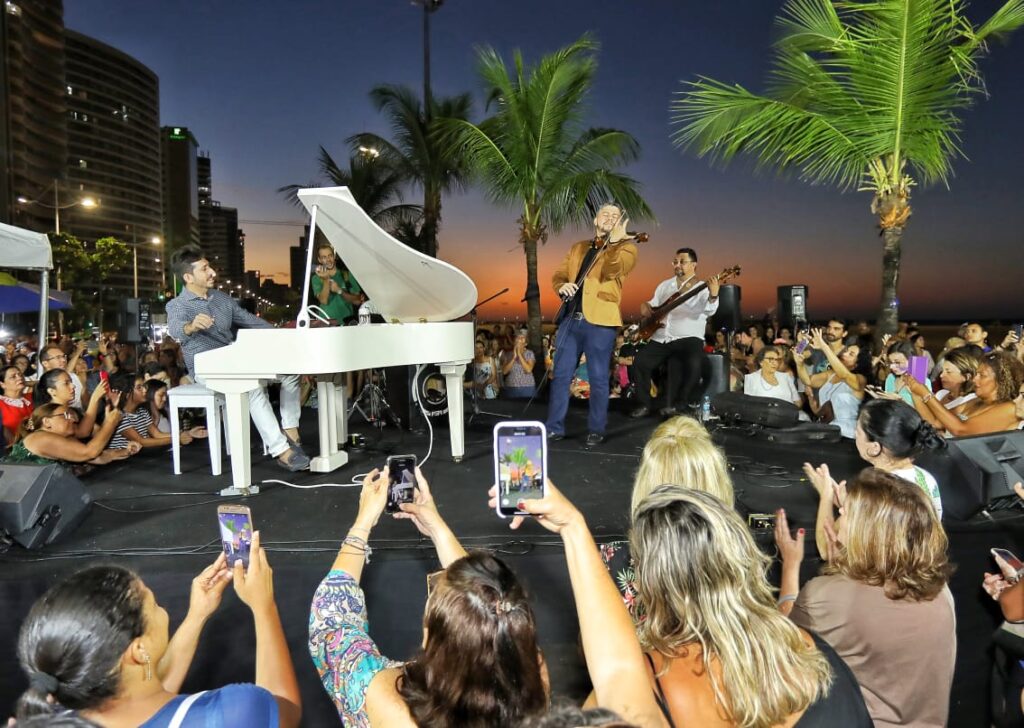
[67,0,1024,322]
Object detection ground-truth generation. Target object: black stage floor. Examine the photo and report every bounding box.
[1,396,1021,727]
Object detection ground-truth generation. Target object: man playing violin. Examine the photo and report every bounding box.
[631,247,720,419]
[547,203,639,447]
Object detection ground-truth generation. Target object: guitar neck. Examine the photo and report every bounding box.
[656,280,709,317]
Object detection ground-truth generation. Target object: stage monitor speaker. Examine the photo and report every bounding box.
[916,431,1024,521]
[117,298,151,343]
[777,285,808,331]
[691,353,728,405]
[710,284,741,332]
[0,463,92,549]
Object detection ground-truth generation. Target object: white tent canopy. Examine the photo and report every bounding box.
[0,221,53,270]
[0,221,55,347]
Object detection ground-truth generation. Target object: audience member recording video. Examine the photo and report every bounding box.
[13,550,300,728]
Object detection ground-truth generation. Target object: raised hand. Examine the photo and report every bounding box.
[356,467,389,528]
[488,479,582,534]
[188,553,231,621]
[608,215,631,243]
[232,531,275,613]
[393,467,445,538]
[774,508,805,565]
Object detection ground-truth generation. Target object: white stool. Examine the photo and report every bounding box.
[168,384,229,476]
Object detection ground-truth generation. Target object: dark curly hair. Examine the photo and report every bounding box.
[982,351,1024,403]
[397,551,546,727]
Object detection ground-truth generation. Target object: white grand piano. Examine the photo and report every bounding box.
[194,187,476,494]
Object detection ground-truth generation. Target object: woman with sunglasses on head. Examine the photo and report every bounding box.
[2,402,136,466]
[794,329,869,438]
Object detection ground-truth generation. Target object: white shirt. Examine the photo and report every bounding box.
[647,275,719,343]
[744,371,800,405]
[71,374,84,410]
[935,389,977,410]
[891,465,943,520]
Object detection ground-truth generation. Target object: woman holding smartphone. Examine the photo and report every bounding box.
[310,467,666,727]
[33,368,111,440]
[794,329,868,438]
[13,543,301,727]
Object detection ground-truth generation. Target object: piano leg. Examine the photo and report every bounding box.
[440,363,467,461]
[221,390,256,496]
[310,376,350,473]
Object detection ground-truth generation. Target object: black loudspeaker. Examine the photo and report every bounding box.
[710,285,742,332]
[691,353,729,404]
[777,285,809,331]
[117,298,151,343]
[917,431,1024,521]
[0,463,92,549]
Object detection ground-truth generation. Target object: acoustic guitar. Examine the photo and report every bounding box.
[628,265,741,344]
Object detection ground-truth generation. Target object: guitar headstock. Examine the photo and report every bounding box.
[718,265,741,283]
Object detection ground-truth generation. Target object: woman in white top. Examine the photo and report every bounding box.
[743,346,804,411]
[795,330,868,438]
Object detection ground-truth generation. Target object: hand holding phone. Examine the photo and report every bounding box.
[217,504,254,569]
[992,547,1024,581]
[494,421,548,518]
[385,454,418,513]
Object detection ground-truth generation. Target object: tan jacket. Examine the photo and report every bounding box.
[552,238,639,328]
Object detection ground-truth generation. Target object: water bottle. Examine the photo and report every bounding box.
[700,395,712,423]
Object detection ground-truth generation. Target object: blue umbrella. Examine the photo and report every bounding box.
[0,280,72,314]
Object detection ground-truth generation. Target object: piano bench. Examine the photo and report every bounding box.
[168,384,230,476]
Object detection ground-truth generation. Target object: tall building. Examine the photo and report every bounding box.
[62,29,162,297]
[197,152,244,286]
[0,0,68,233]
[160,125,200,279]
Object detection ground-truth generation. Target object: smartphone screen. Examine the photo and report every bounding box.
[908,355,930,385]
[1014,324,1024,341]
[217,506,254,569]
[992,547,1024,573]
[386,454,418,513]
[494,421,547,518]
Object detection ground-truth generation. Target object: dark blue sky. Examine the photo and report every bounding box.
[66,0,1024,321]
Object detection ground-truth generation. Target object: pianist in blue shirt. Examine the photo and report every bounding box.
[165,247,310,472]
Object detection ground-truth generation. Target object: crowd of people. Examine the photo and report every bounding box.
[0,332,210,474]
[14,398,1011,726]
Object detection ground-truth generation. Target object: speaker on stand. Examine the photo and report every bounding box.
[777,285,808,332]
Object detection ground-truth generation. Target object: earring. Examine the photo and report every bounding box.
[142,652,152,681]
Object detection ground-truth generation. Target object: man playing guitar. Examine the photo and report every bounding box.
[631,248,720,419]
[547,204,639,447]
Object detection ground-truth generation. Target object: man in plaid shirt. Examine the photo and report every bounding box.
[166,248,309,471]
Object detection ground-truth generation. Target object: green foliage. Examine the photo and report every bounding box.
[670,0,1024,194]
[440,34,654,236]
[279,147,422,232]
[48,233,132,328]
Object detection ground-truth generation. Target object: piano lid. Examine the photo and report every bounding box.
[297,187,478,323]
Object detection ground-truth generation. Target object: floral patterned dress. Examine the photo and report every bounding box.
[599,541,641,622]
[309,570,403,727]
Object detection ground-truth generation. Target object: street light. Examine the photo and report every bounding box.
[125,224,162,298]
[17,179,99,338]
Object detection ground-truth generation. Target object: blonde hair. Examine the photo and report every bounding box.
[631,487,832,728]
[826,468,952,601]
[631,416,734,513]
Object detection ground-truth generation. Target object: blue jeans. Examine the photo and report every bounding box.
[546,316,617,435]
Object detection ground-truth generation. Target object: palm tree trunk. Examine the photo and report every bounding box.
[873,190,911,341]
[421,187,441,258]
[523,236,544,376]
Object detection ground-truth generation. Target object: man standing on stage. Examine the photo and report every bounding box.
[547,204,638,447]
[631,248,720,418]
[167,248,309,471]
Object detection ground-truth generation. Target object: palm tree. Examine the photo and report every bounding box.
[278,145,421,233]
[349,85,473,257]
[439,35,654,355]
[670,0,1024,337]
